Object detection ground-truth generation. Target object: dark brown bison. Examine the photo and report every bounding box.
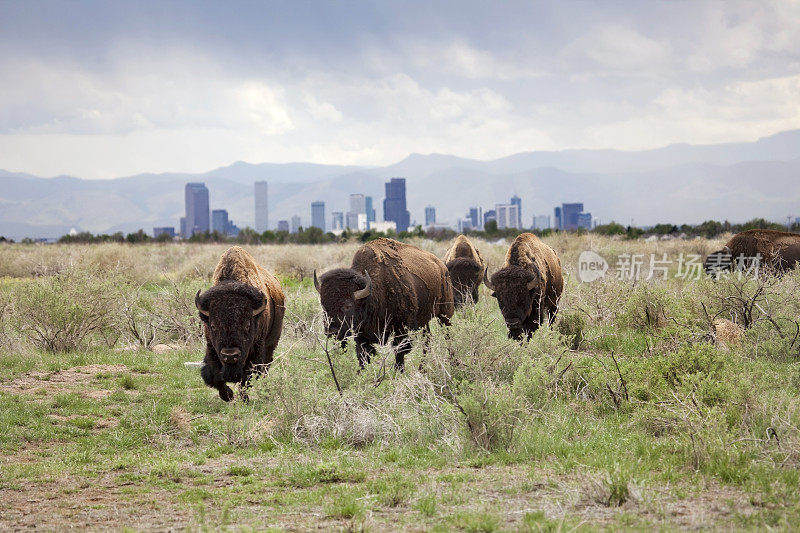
[704,229,800,277]
[196,246,285,401]
[314,238,454,369]
[443,235,486,308]
[484,233,563,340]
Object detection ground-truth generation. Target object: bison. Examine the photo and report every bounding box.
[195,246,285,401]
[484,233,563,340]
[704,229,800,277]
[443,235,486,308]
[314,238,454,370]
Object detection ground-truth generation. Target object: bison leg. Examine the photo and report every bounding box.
[355,338,376,368]
[200,353,235,402]
[392,334,412,372]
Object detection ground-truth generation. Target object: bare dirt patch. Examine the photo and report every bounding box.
[1,364,131,398]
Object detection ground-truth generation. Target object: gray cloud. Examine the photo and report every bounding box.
[1,0,799,178]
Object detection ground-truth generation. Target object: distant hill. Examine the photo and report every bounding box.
[1,130,800,240]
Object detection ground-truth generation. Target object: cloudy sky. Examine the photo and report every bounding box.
[1,0,799,179]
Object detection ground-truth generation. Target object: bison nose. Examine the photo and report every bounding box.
[505,318,522,327]
[219,347,241,364]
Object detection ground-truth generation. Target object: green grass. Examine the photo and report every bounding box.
[2,240,800,530]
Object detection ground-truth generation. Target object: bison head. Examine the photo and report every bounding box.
[485,265,541,340]
[195,281,267,382]
[446,258,484,307]
[314,268,371,340]
[704,246,732,278]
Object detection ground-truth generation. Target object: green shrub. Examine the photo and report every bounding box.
[10,268,122,352]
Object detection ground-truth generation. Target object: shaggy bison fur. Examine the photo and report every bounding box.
[314,238,454,370]
[443,235,486,308]
[196,246,285,401]
[485,233,563,340]
[704,229,800,277]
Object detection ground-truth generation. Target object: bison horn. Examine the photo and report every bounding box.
[313,269,321,292]
[252,297,267,316]
[195,289,209,316]
[354,271,372,300]
[483,271,494,291]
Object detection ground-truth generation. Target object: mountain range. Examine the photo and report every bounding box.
[2,129,800,240]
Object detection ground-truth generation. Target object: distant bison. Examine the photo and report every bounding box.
[704,229,800,277]
[443,235,486,308]
[314,238,454,369]
[485,233,563,340]
[196,246,285,401]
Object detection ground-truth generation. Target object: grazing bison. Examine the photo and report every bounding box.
[443,235,486,308]
[704,229,800,277]
[195,246,285,401]
[484,233,563,340]
[314,238,454,369]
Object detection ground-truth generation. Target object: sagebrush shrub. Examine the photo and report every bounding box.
[10,268,122,352]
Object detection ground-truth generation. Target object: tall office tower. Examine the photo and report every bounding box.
[561,203,584,231]
[290,215,302,234]
[577,212,593,230]
[495,204,521,230]
[483,209,497,227]
[254,181,268,232]
[365,196,376,228]
[510,195,522,229]
[185,182,210,237]
[179,217,187,239]
[277,220,289,232]
[211,209,229,234]
[331,212,344,231]
[311,201,326,232]
[533,215,550,230]
[468,207,481,229]
[425,206,436,226]
[554,206,562,230]
[349,194,366,215]
[383,178,410,233]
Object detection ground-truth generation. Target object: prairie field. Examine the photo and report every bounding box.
[2,235,800,531]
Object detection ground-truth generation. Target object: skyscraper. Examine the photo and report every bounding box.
[211,209,229,234]
[331,212,344,231]
[483,209,497,228]
[365,196,376,228]
[510,195,522,228]
[311,201,326,232]
[496,204,520,230]
[185,182,209,237]
[277,220,289,232]
[383,178,410,233]
[468,207,482,229]
[349,194,366,215]
[254,181,268,232]
[533,215,550,230]
[425,206,436,226]
[561,203,584,231]
[554,206,562,230]
[290,215,302,234]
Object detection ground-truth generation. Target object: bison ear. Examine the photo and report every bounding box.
[252,297,267,316]
[313,269,320,292]
[354,271,371,300]
[195,289,209,317]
